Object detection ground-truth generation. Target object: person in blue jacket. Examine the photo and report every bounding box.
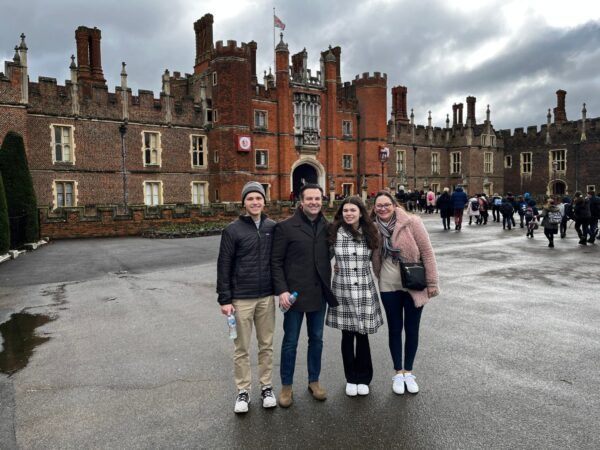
[450,185,468,230]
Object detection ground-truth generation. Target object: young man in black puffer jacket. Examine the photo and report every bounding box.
[217,181,277,414]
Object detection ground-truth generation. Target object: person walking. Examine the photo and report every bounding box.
[491,193,502,222]
[271,183,338,407]
[371,192,440,395]
[426,189,436,214]
[326,197,383,397]
[437,187,453,230]
[558,196,572,239]
[539,198,562,247]
[524,200,540,238]
[216,182,277,413]
[467,194,481,226]
[450,185,468,230]
[572,191,591,246]
[501,197,514,230]
[587,188,600,244]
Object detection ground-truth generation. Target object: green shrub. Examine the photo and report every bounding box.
[0,132,39,245]
[0,173,9,253]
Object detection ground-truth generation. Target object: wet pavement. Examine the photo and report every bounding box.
[0,215,599,449]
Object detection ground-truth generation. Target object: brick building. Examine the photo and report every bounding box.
[0,14,388,212]
[387,87,505,196]
[501,90,599,198]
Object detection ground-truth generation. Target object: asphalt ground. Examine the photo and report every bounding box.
[0,213,599,449]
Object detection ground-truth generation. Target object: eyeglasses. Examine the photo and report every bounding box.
[375,203,393,210]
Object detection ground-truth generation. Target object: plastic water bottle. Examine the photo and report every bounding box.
[280,291,299,313]
[227,314,237,339]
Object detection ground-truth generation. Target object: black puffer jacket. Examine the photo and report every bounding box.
[216,214,276,305]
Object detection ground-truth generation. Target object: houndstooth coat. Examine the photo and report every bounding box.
[326,227,383,334]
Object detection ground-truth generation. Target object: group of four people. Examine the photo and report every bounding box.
[217,181,439,414]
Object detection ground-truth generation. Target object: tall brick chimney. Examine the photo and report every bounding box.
[391,86,409,125]
[553,89,567,124]
[75,27,105,85]
[458,103,464,125]
[452,103,457,126]
[194,14,214,74]
[248,40,257,84]
[466,96,476,126]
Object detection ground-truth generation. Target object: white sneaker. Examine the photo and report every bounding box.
[357,384,369,396]
[345,383,358,396]
[234,390,250,413]
[404,373,419,394]
[261,385,277,408]
[392,374,405,394]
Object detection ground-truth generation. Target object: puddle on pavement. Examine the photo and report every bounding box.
[0,312,55,376]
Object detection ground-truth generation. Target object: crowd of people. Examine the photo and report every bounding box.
[217,182,439,413]
[394,186,600,248]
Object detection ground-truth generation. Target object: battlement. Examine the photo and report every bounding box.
[352,72,387,87]
[214,40,251,59]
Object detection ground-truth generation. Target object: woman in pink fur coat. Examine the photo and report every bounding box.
[371,191,440,395]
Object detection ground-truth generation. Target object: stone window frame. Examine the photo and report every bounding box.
[342,154,352,170]
[342,183,353,197]
[142,131,162,167]
[484,152,494,174]
[520,152,532,174]
[52,179,78,209]
[550,149,567,173]
[260,183,271,202]
[191,181,209,205]
[255,149,268,168]
[190,134,208,169]
[342,120,352,137]
[50,124,76,164]
[504,155,512,168]
[431,152,440,175]
[450,151,462,174]
[212,72,217,86]
[396,150,406,174]
[143,180,163,206]
[586,185,596,193]
[254,110,268,130]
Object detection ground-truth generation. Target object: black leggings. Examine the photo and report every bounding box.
[341,331,373,385]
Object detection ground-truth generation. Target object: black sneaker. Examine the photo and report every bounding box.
[261,385,277,408]
[234,390,250,414]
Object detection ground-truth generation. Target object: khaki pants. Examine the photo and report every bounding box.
[232,296,276,391]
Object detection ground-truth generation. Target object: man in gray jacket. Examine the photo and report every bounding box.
[216,181,276,413]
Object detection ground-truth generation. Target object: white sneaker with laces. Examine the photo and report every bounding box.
[345,383,358,396]
[261,385,277,408]
[357,384,369,396]
[234,390,250,413]
[404,373,419,394]
[392,374,405,395]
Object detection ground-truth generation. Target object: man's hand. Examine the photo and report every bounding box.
[221,304,235,316]
[279,292,292,310]
[427,287,439,299]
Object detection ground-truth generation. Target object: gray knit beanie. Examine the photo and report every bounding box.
[241,181,266,203]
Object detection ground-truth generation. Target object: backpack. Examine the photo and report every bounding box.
[494,198,502,206]
[548,210,562,224]
[470,200,480,212]
[525,207,534,220]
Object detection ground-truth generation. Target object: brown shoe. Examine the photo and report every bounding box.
[279,385,293,408]
[308,381,327,401]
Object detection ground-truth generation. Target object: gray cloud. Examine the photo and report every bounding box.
[1,0,598,130]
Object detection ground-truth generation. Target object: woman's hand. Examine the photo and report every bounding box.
[427,287,439,298]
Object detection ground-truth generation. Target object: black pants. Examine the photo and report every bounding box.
[492,206,500,221]
[442,216,450,229]
[544,228,556,243]
[560,217,569,237]
[575,219,590,240]
[341,331,373,385]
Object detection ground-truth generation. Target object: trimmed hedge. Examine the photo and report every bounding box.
[0,173,9,253]
[0,132,39,245]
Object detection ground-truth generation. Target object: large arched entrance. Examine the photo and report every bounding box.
[549,180,567,196]
[292,163,318,198]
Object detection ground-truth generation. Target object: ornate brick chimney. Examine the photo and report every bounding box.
[553,89,567,124]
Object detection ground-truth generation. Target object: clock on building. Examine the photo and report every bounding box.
[236,135,252,152]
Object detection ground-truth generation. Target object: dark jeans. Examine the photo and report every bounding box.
[492,206,500,221]
[560,217,569,237]
[575,219,590,241]
[380,290,423,371]
[502,214,512,229]
[341,331,373,385]
[589,218,599,239]
[280,300,326,385]
[453,209,464,227]
[442,216,450,229]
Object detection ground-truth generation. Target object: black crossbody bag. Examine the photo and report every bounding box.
[399,260,427,291]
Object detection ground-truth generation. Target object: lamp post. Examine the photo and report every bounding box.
[379,146,389,191]
[119,122,128,211]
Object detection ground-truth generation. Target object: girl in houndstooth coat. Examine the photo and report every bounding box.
[326,196,383,396]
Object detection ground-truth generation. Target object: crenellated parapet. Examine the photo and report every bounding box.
[352,71,387,88]
[213,40,251,60]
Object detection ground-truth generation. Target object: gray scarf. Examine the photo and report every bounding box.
[375,213,401,263]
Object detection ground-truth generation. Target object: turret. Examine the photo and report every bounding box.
[18,33,28,104]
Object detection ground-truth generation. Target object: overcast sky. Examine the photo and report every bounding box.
[2,0,599,130]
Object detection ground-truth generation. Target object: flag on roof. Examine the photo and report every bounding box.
[274,14,286,30]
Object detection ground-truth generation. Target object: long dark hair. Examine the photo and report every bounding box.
[329,196,379,250]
